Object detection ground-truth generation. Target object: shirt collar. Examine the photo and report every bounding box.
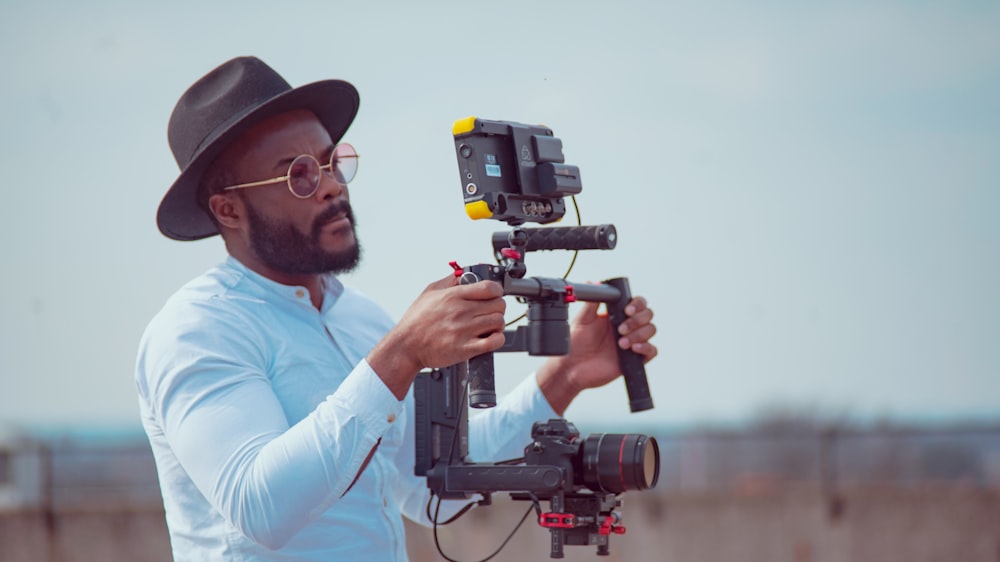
[223,256,345,312]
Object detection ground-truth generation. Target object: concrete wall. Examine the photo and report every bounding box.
[0,509,171,562]
[407,488,1000,562]
[3,488,998,562]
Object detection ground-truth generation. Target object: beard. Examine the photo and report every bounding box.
[243,198,362,275]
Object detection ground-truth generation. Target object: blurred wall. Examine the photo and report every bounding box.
[3,426,999,561]
[2,488,999,562]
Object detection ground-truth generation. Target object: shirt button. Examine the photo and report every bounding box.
[295,289,305,298]
[387,413,396,423]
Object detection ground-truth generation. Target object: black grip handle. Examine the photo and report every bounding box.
[460,264,502,409]
[467,353,496,409]
[603,277,654,412]
[492,224,617,254]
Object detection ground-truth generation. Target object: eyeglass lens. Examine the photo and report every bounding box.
[332,143,358,185]
[287,143,358,198]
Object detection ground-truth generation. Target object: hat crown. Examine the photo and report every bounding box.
[167,57,292,169]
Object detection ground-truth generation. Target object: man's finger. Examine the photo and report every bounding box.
[426,273,459,291]
[621,323,657,347]
[618,308,654,336]
[574,301,603,325]
[455,280,505,300]
[624,296,648,317]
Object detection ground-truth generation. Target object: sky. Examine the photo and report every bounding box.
[0,0,998,433]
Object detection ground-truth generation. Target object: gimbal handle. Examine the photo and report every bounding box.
[460,264,506,409]
[460,263,654,413]
[508,276,654,412]
[491,224,617,255]
[603,277,655,412]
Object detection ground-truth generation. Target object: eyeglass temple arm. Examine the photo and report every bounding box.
[223,177,288,191]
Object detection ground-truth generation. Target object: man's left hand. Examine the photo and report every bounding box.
[536,296,658,415]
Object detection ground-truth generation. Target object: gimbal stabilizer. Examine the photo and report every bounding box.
[413,118,659,558]
[415,224,659,557]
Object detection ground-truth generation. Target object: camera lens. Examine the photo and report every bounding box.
[459,143,473,158]
[579,433,659,493]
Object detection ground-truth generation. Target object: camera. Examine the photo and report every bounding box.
[526,419,659,495]
[414,364,659,557]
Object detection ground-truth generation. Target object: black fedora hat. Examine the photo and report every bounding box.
[158,56,359,241]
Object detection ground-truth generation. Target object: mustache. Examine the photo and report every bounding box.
[317,199,352,223]
[312,199,355,233]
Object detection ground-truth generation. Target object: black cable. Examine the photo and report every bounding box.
[426,495,476,526]
[430,497,535,562]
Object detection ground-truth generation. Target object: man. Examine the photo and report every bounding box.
[136,56,658,561]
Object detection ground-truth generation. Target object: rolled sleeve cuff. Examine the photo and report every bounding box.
[467,372,560,462]
[334,358,405,432]
[518,372,560,421]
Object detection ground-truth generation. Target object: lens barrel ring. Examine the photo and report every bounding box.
[579,433,660,494]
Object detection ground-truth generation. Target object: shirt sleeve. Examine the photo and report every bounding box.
[137,304,403,550]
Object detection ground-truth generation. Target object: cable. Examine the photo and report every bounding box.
[430,497,535,562]
[426,495,476,526]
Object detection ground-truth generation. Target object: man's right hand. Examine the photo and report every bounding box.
[366,274,506,400]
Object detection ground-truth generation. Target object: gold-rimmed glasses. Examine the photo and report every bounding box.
[222,143,358,198]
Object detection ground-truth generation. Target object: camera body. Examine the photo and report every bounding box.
[526,419,660,496]
[453,117,582,225]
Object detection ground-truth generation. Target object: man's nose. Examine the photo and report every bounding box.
[313,168,346,201]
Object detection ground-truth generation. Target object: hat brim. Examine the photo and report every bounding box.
[156,79,360,241]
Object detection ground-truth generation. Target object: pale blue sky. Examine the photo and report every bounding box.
[1,0,998,431]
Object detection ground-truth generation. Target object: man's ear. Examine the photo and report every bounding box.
[208,192,243,230]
